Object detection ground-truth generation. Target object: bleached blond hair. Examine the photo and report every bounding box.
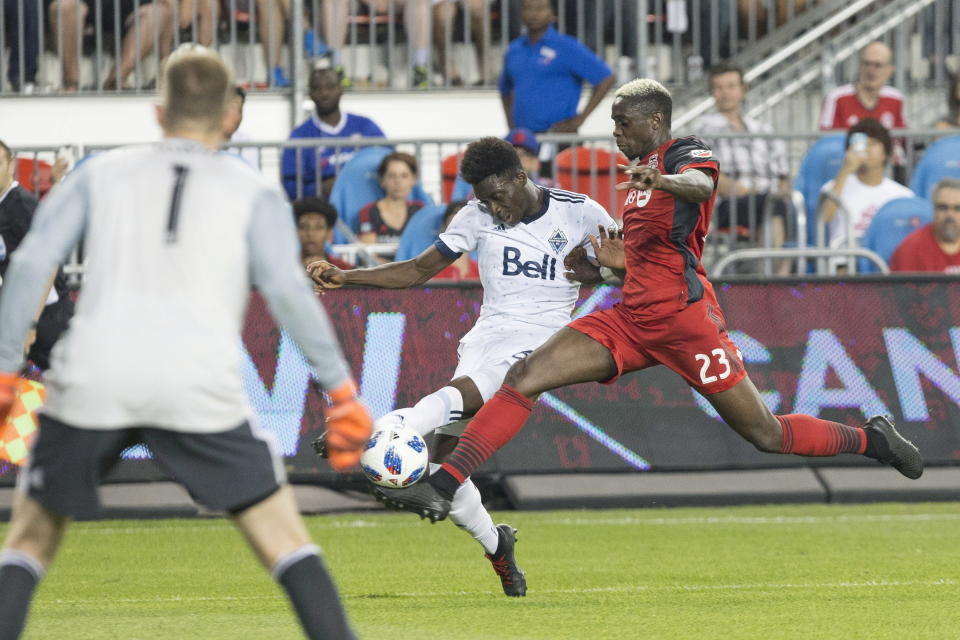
[162,44,233,133]
[614,78,673,125]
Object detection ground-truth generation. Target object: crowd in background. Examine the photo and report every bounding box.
[3,0,960,283]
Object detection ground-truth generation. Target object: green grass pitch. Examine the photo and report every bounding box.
[6,502,960,639]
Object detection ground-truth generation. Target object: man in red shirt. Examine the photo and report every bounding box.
[819,42,907,131]
[371,79,924,522]
[890,178,960,273]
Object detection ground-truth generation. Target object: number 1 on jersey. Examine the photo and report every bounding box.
[166,165,190,243]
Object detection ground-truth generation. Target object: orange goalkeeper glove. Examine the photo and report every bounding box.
[324,379,373,471]
[0,373,18,425]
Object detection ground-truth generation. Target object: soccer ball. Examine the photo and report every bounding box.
[360,424,429,488]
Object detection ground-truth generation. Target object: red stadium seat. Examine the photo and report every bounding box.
[555,146,628,215]
[441,152,463,203]
[16,158,53,198]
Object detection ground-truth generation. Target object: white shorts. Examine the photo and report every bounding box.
[436,324,556,436]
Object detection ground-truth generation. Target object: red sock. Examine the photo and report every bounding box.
[777,414,866,456]
[441,385,533,484]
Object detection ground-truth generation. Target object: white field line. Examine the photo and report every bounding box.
[19,512,960,536]
[42,579,960,606]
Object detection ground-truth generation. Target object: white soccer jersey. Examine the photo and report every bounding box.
[0,138,351,433]
[436,187,616,341]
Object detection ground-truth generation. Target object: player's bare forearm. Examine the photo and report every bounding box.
[344,247,455,289]
[657,170,715,203]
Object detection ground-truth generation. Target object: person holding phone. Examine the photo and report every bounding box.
[819,118,913,271]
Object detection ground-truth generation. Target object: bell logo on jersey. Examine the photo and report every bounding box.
[502,247,557,280]
[624,188,652,208]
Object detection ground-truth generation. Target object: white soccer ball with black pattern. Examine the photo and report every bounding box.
[360,424,429,488]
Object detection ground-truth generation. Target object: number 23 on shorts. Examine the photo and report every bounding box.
[694,348,741,385]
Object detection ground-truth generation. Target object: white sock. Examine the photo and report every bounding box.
[431,462,500,555]
[331,49,343,66]
[413,48,429,66]
[377,386,463,437]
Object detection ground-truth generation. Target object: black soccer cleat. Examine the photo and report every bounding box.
[370,481,452,523]
[311,431,329,459]
[864,415,924,479]
[486,524,527,597]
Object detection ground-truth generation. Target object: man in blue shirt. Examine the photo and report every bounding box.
[282,66,386,200]
[499,0,614,135]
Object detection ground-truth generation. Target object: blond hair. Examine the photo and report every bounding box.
[161,44,233,133]
[614,78,673,126]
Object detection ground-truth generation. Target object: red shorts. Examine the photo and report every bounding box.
[568,288,747,394]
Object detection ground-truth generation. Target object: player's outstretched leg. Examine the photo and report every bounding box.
[374,328,617,520]
[708,377,923,479]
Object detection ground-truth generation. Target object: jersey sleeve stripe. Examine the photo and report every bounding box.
[434,238,463,259]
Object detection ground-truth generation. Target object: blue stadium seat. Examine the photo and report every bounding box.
[792,134,846,248]
[328,147,435,244]
[858,196,933,272]
[395,204,447,261]
[909,135,960,200]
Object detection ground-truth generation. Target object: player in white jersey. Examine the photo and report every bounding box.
[0,46,372,640]
[309,136,616,597]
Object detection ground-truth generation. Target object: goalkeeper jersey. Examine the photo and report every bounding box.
[0,139,351,433]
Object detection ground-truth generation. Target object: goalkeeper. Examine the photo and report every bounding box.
[0,45,371,640]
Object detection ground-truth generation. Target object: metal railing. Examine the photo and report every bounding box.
[0,0,864,96]
[9,129,953,280]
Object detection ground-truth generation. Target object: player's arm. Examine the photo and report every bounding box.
[0,169,88,374]
[0,168,90,420]
[309,245,456,291]
[616,164,716,203]
[247,189,372,469]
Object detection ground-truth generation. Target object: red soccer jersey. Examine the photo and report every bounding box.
[818,84,907,130]
[618,137,719,319]
[889,225,960,274]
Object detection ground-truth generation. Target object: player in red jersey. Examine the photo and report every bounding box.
[369,78,925,523]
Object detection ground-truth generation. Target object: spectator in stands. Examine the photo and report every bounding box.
[49,0,176,91]
[820,118,913,268]
[890,178,960,273]
[293,197,353,270]
[3,0,40,92]
[318,0,432,88]
[695,62,790,265]
[358,152,425,260]
[253,0,292,87]
[178,0,218,47]
[819,41,906,131]
[433,0,489,86]
[281,64,386,200]
[0,140,73,371]
[432,201,479,281]
[505,128,556,188]
[222,86,260,168]
[934,73,960,130]
[499,0,613,136]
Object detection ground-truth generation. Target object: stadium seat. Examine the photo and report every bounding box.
[555,146,628,214]
[395,204,447,261]
[16,158,53,197]
[909,135,960,200]
[858,196,933,273]
[441,152,474,202]
[441,153,462,202]
[328,146,434,244]
[792,134,846,248]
